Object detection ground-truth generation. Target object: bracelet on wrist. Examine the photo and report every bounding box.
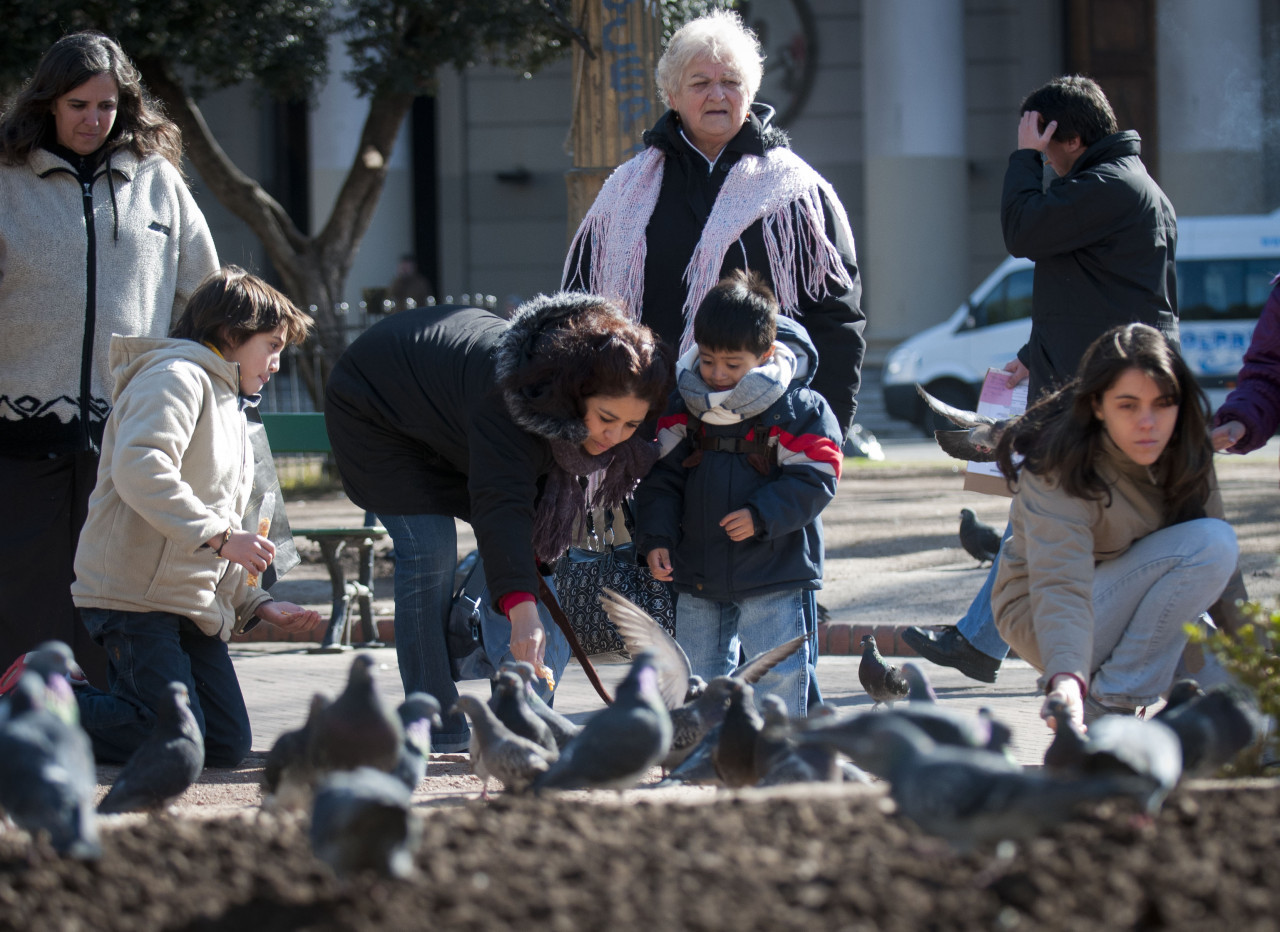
[212,527,233,557]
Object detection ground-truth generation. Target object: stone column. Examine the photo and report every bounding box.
[565,0,664,238]
[1157,0,1263,215]
[861,0,968,346]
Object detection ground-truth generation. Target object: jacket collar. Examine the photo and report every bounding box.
[1067,130,1142,178]
[643,103,790,159]
[30,145,137,182]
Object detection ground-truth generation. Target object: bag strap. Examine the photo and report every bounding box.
[536,573,614,705]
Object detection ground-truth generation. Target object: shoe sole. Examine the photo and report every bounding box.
[901,628,1000,684]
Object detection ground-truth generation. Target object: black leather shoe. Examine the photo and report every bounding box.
[901,624,1000,684]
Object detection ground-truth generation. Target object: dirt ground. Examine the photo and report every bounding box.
[3,454,1280,930]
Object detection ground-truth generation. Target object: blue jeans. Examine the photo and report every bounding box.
[378,513,570,749]
[956,520,1014,660]
[77,608,251,767]
[677,588,810,716]
[1087,518,1238,708]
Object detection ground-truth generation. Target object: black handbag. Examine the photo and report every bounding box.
[552,499,677,655]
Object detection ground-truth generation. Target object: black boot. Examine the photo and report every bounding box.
[901,625,1001,684]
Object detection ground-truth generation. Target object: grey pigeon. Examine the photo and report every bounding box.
[1155,679,1207,719]
[663,675,735,771]
[532,650,673,792]
[797,701,1012,758]
[959,509,1002,566]
[489,670,558,757]
[453,695,556,796]
[713,680,764,788]
[499,661,581,750]
[4,641,83,728]
[916,384,1005,462]
[263,692,330,803]
[310,767,420,879]
[859,634,909,707]
[0,673,99,858]
[755,694,842,786]
[901,662,939,703]
[308,653,404,778]
[1156,683,1262,776]
[1042,697,1090,773]
[392,693,442,792]
[656,722,724,787]
[98,682,205,814]
[849,716,1150,849]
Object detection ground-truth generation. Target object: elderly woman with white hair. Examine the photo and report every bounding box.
[564,8,865,438]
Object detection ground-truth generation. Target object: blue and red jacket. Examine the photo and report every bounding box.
[634,317,843,602]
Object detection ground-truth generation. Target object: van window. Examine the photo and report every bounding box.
[1177,258,1279,321]
[967,268,1033,329]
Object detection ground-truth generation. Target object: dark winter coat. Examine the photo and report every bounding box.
[1214,278,1280,453]
[565,106,865,438]
[324,297,606,601]
[1002,130,1179,400]
[634,318,842,602]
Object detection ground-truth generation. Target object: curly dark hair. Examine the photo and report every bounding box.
[0,32,183,168]
[995,323,1212,523]
[501,297,674,426]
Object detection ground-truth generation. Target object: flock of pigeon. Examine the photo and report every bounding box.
[0,592,1264,880]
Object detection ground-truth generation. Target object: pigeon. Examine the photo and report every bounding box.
[1044,699,1182,810]
[663,675,735,771]
[0,673,100,858]
[1155,679,1207,719]
[489,670,558,757]
[797,700,1013,757]
[916,384,1006,463]
[901,662,939,704]
[310,767,420,880]
[846,716,1149,849]
[392,693,442,792]
[499,661,581,750]
[3,641,83,728]
[1156,683,1262,777]
[308,653,404,778]
[657,722,724,787]
[859,634,909,707]
[959,509,1002,566]
[713,680,764,788]
[98,682,205,814]
[532,650,673,792]
[598,588,805,710]
[263,692,330,804]
[452,695,556,796]
[754,694,842,786]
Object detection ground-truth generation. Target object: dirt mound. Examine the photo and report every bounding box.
[3,780,1277,931]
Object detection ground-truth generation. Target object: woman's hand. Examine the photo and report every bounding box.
[212,529,276,574]
[1041,672,1086,732]
[507,600,546,668]
[1003,357,1030,388]
[1211,420,1245,451]
[646,547,673,581]
[257,600,321,632]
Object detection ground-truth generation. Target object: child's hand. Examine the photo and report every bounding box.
[646,547,673,581]
[720,509,756,541]
[257,600,320,632]
[213,530,276,574]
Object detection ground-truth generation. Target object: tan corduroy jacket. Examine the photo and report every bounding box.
[72,336,271,639]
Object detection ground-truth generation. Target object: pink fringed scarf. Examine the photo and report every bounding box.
[562,145,857,353]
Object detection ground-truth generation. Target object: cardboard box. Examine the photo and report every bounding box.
[962,368,1028,498]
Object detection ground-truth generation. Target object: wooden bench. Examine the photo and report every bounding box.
[260,412,387,652]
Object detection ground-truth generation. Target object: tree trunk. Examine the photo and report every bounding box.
[138,59,414,407]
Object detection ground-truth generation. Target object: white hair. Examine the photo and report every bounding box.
[655,9,764,109]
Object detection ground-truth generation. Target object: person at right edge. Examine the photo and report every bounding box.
[904,74,1186,684]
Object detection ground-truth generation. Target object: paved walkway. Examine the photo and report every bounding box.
[232,643,1055,768]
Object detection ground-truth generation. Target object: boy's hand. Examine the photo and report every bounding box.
[720,509,756,541]
[257,600,320,632]
[646,548,673,581]
[213,530,276,574]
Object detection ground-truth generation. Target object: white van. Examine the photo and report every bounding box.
[882,209,1280,431]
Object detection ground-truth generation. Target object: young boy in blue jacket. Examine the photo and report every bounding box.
[635,270,843,714]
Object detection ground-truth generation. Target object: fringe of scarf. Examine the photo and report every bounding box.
[563,145,857,354]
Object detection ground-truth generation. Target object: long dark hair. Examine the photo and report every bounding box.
[995,323,1212,522]
[0,32,182,168]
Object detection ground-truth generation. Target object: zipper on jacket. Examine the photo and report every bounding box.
[78,177,98,453]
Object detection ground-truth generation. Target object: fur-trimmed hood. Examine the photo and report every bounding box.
[493,291,628,446]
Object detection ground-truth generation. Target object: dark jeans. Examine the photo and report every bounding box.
[0,453,109,686]
[77,608,252,767]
